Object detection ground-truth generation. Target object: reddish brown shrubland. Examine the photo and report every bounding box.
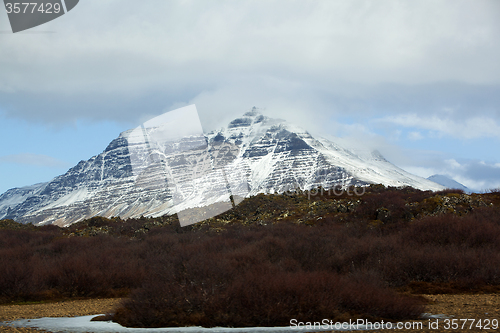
[0,228,144,302]
[113,235,424,328]
[1,188,499,327]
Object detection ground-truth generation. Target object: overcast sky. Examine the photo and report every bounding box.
[1,0,500,193]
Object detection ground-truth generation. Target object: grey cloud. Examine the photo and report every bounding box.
[0,0,499,126]
[0,85,206,125]
[376,113,500,140]
[461,161,500,184]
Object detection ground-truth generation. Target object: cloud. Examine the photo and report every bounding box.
[0,0,499,125]
[1,0,500,193]
[186,76,339,133]
[451,162,500,192]
[408,131,423,141]
[377,113,500,139]
[0,153,69,168]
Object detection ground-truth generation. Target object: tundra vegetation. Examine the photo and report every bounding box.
[1,185,499,328]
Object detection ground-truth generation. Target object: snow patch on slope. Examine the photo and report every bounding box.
[41,188,91,210]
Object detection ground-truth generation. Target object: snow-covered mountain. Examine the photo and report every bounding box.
[427,174,469,192]
[0,109,444,226]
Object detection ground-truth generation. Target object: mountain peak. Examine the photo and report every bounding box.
[242,106,261,117]
[228,108,270,129]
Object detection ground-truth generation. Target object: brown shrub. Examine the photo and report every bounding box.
[2,189,500,326]
[114,269,423,328]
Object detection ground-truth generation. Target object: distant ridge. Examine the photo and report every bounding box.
[427,174,469,192]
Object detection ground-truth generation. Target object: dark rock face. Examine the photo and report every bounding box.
[228,117,253,129]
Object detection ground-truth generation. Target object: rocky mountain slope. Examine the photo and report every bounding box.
[0,108,443,226]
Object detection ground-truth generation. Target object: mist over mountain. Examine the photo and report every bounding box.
[0,109,444,226]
